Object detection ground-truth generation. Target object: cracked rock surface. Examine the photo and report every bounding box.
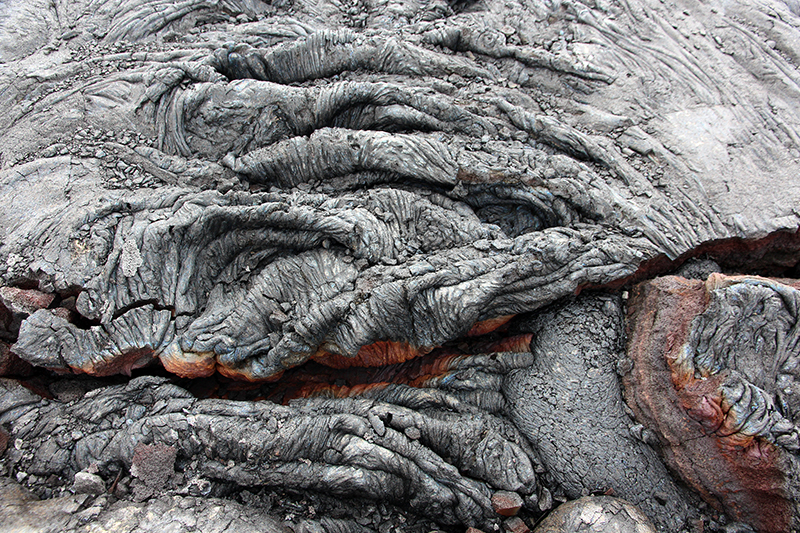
[532,496,657,533]
[1,0,800,532]
[503,295,701,531]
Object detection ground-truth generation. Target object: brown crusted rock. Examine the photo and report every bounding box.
[624,275,800,533]
[0,426,8,455]
[492,491,523,517]
[503,516,530,533]
[0,287,54,316]
[130,442,177,500]
[0,341,32,377]
[503,295,697,531]
[533,496,656,533]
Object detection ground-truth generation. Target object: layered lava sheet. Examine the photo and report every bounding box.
[1,0,800,532]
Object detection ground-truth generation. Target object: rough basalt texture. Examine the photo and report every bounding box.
[2,0,800,531]
[503,295,700,531]
[2,0,800,380]
[0,375,540,530]
[624,275,800,533]
[0,474,292,533]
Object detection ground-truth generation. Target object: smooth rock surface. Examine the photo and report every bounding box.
[532,496,656,533]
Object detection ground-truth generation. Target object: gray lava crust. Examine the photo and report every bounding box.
[2,0,800,531]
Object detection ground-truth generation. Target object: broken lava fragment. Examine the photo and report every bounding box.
[0,287,54,316]
[492,490,524,516]
[624,274,800,533]
[72,471,105,495]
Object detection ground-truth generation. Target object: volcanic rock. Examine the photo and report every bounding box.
[2,0,800,532]
[72,471,105,495]
[492,490,524,516]
[624,274,800,533]
[532,496,656,533]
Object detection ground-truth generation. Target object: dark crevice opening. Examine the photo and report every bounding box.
[111,299,176,321]
[70,313,103,331]
[579,228,800,294]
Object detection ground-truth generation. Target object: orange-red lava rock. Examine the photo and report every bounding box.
[306,316,517,371]
[265,337,533,403]
[624,275,796,533]
[83,348,156,377]
[161,327,518,382]
[469,334,533,354]
[313,340,433,369]
[491,490,523,516]
[467,315,515,336]
[159,343,217,379]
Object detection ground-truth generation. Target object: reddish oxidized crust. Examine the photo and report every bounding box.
[0,287,55,316]
[624,276,793,533]
[469,334,533,354]
[312,315,517,370]
[6,309,518,381]
[264,335,533,403]
[168,315,523,378]
[467,315,515,337]
[83,347,157,377]
[312,340,434,369]
[159,342,217,378]
[0,341,32,377]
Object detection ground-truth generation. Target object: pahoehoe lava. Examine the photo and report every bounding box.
[1,0,800,532]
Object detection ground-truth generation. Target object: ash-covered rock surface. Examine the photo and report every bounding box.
[1,0,800,532]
